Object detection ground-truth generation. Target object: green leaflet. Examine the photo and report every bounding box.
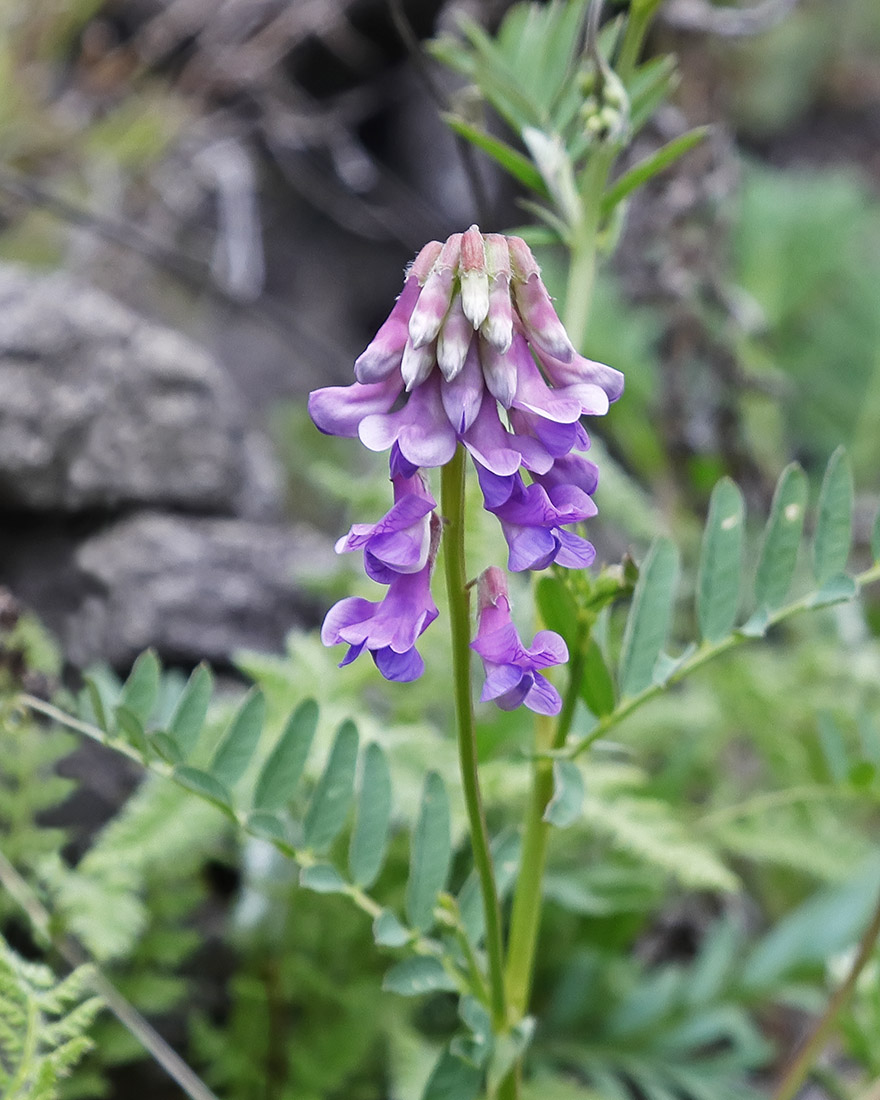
[602,128,709,216]
[697,478,745,642]
[813,446,853,584]
[443,115,547,195]
[580,636,616,717]
[302,719,359,852]
[372,909,410,948]
[210,689,265,788]
[406,772,452,932]
[300,864,347,894]
[167,663,213,759]
[753,463,808,610]
[83,676,109,733]
[619,538,680,697]
[543,760,585,828]
[535,573,579,647]
[172,765,233,818]
[252,699,318,812]
[118,649,160,724]
[114,705,149,756]
[383,956,457,997]
[349,742,392,888]
[421,1046,483,1100]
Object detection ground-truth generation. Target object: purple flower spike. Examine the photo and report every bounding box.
[441,337,483,434]
[335,472,436,580]
[360,372,457,469]
[471,566,568,715]
[309,372,403,438]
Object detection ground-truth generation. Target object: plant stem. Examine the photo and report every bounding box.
[440,447,508,1034]
[774,887,880,1100]
[0,846,221,1100]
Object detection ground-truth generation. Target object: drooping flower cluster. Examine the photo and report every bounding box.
[311,226,622,709]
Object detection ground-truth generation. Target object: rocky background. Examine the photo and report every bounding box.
[0,0,877,673]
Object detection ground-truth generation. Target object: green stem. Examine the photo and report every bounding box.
[774,887,880,1100]
[440,447,508,1033]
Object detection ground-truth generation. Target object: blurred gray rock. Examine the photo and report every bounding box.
[64,512,331,667]
[0,265,281,516]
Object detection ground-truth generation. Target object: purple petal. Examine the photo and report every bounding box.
[441,337,484,433]
[461,394,526,476]
[503,523,559,572]
[523,673,563,715]
[409,267,455,349]
[322,597,376,645]
[535,347,625,402]
[536,454,600,496]
[310,374,403,438]
[359,373,457,468]
[513,275,574,362]
[471,621,525,664]
[494,674,535,711]
[354,278,420,383]
[553,529,596,569]
[474,463,517,509]
[339,641,366,668]
[512,344,584,423]
[480,338,518,408]
[389,442,419,479]
[525,630,569,668]
[374,645,425,682]
[480,663,526,702]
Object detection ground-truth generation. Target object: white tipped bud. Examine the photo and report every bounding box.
[437,294,473,381]
[461,270,490,329]
[401,338,436,391]
[408,267,454,348]
[480,274,513,352]
[480,339,517,408]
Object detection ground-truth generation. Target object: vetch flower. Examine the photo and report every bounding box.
[335,471,436,583]
[471,567,568,715]
[322,515,441,682]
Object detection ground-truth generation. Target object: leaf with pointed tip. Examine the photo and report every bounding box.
[119,649,160,723]
[697,478,745,642]
[383,957,457,997]
[151,731,184,764]
[813,447,853,584]
[535,574,579,647]
[406,772,451,932]
[303,720,358,852]
[83,676,109,732]
[421,1046,482,1100]
[246,811,288,844]
[373,908,411,948]
[300,864,347,894]
[114,705,149,756]
[619,538,680,697]
[443,115,548,196]
[173,765,233,817]
[543,760,584,828]
[168,663,213,759]
[252,699,318,811]
[210,689,265,788]
[754,464,808,610]
[349,742,392,888]
[602,128,709,216]
[580,636,615,716]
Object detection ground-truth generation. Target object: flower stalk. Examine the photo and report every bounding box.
[441,446,508,1031]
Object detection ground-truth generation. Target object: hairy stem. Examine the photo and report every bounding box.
[774,887,880,1100]
[440,447,508,1035]
[0,846,221,1100]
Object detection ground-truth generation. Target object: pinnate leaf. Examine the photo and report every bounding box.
[119,649,160,723]
[173,765,233,817]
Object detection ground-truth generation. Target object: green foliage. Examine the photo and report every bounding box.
[430,0,706,242]
[0,935,102,1100]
